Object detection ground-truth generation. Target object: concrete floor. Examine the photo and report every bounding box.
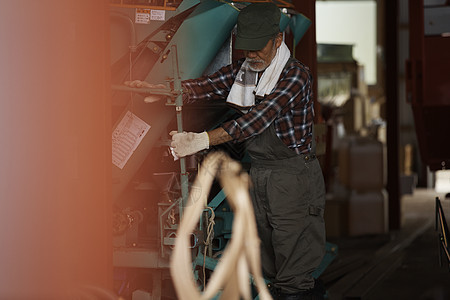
[320,188,450,300]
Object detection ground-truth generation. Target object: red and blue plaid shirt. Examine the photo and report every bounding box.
[182,58,314,155]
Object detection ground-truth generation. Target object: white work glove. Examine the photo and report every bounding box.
[123,80,166,103]
[170,131,209,158]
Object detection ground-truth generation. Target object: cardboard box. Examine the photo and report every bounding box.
[338,136,385,191]
[347,189,388,236]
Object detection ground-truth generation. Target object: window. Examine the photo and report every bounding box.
[316,1,377,85]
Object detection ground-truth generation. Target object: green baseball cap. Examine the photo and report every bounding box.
[235,2,281,51]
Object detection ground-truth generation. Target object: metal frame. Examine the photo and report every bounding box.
[436,197,450,271]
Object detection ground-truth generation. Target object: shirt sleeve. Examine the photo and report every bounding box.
[221,62,312,142]
[181,59,244,104]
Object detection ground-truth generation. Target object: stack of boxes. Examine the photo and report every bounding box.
[337,136,388,236]
[325,135,388,238]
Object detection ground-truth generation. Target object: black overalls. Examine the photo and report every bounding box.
[246,122,326,294]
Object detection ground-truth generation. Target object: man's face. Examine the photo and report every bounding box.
[243,34,282,72]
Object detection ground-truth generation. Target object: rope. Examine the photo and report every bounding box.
[203,207,216,290]
[170,152,272,300]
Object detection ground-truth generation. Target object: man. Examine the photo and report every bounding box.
[126,3,326,299]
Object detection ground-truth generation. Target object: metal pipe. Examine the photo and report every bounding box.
[171,45,190,215]
[111,84,180,98]
[110,10,137,52]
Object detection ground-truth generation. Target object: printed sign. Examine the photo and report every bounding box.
[150,10,165,21]
[135,9,165,24]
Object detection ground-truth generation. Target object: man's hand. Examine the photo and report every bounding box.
[124,80,166,103]
[170,131,209,158]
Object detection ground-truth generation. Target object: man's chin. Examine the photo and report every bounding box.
[248,64,267,72]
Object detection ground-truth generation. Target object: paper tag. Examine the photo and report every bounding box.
[112,111,150,169]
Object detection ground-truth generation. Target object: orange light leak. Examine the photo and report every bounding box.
[0,1,112,298]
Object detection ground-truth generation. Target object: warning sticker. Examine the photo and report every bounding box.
[135,9,151,24]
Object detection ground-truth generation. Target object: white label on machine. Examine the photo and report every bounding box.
[150,10,165,21]
[135,9,151,24]
[112,111,150,169]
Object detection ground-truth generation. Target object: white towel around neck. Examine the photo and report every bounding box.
[226,42,291,112]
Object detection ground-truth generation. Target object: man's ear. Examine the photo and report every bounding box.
[275,32,283,48]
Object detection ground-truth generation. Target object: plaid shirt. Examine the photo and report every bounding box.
[182,58,314,155]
